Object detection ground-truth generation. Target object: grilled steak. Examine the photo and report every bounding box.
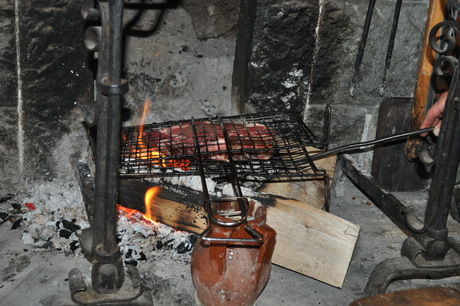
[145,121,274,162]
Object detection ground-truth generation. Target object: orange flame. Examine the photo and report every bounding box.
[134,99,167,165]
[116,185,161,225]
[129,99,191,170]
[144,186,161,222]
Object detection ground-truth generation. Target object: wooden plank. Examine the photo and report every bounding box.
[119,179,208,234]
[119,179,359,288]
[259,147,336,209]
[144,196,208,234]
[259,196,360,288]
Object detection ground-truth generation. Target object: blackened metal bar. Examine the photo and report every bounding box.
[92,1,110,257]
[423,71,460,253]
[379,0,403,96]
[104,0,124,252]
[91,0,126,294]
[190,118,210,204]
[350,0,377,97]
[337,154,413,237]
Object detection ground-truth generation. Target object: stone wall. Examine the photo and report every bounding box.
[0,0,92,194]
[0,0,431,194]
[304,0,428,153]
[0,0,19,193]
[241,0,429,160]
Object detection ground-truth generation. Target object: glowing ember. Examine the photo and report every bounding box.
[117,204,149,223]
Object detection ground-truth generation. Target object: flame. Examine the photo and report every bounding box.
[128,98,191,171]
[116,185,161,225]
[134,99,167,165]
[138,99,149,142]
[144,186,161,222]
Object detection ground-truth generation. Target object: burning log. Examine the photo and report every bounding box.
[119,179,207,234]
[119,178,359,288]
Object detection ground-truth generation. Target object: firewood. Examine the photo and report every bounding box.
[118,178,359,288]
[259,147,336,210]
[119,179,207,234]
[257,195,359,288]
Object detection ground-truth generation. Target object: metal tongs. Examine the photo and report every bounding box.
[190,118,263,244]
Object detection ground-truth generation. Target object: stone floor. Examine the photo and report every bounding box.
[2,172,460,305]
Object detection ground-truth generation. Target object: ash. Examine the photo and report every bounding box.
[7,181,89,255]
[117,207,196,265]
[1,179,196,267]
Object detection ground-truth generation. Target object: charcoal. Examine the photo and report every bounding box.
[0,194,14,204]
[156,241,164,250]
[62,219,81,232]
[165,238,175,246]
[11,203,21,211]
[124,259,138,266]
[125,248,133,259]
[59,229,73,239]
[11,218,22,229]
[0,212,8,221]
[139,252,147,261]
[69,241,79,252]
[175,241,192,254]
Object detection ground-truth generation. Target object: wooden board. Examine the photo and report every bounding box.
[259,147,336,209]
[143,196,208,234]
[259,196,360,288]
[119,179,359,288]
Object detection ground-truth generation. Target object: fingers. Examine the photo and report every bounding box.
[420,91,448,137]
[433,122,442,137]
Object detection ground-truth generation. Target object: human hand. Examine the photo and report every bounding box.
[420,91,448,137]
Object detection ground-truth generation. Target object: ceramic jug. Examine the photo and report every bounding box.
[191,197,276,306]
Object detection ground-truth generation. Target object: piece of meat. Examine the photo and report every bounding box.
[142,121,275,163]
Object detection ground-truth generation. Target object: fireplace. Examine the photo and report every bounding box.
[2,0,457,305]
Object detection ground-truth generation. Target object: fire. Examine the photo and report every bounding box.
[117,204,147,223]
[144,186,161,222]
[134,99,167,165]
[116,185,161,224]
[129,98,191,171]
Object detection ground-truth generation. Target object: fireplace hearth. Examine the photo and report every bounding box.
[4,0,460,305]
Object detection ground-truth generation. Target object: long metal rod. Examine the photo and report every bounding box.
[338,155,413,236]
[379,0,403,96]
[311,127,433,161]
[422,73,460,259]
[350,0,377,97]
[91,0,126,294]
[104,0,124,252]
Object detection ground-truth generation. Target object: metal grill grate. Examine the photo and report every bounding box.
[120,112,327,182]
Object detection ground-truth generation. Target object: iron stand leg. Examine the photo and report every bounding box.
[69,1,152,304]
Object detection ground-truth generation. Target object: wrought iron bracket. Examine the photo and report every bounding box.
[70,0,152,304]
[339,15,460,296]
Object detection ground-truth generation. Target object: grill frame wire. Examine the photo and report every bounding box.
[120,111,329,183]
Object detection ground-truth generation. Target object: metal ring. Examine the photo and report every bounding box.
[100,78,129,95]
